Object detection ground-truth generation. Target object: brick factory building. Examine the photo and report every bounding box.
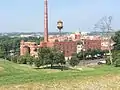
[20,0,113,59]
[84,39,101,50]
[20,0,78,59]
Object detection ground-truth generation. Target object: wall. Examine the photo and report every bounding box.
[84,39,101,50]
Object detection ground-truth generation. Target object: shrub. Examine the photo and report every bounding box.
[112,50,120,66]
[69,56,80,67]
[115,59,120,67]
[17,56,27,64]
[11,56,18,63]
[6,55,11,61]
[26,56,34,66]
[34,58,43,68]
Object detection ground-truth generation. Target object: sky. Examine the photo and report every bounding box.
[0,0,120,32]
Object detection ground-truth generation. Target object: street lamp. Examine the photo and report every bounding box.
[57,20,63,40]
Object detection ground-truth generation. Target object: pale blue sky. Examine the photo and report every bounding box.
[0,0,119,32]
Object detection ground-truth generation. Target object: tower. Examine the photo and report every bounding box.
[44,0,48,42]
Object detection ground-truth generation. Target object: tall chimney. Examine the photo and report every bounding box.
[44,0,48,42]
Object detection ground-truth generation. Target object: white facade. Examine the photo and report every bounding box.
[77,44,83,53]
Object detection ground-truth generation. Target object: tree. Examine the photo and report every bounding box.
[38,47,66,70]
[38,47,51,66]
[94,16,113,64]
[11,56,18,63]
[0,36,44,60]
[0,47,5,58]
[69,55,80,67]
[77,52,83,60]
[112,31,120,50]
[52,51,65,71]
[112,51,120,67]
[34,58,43,68]
[17,56,27,64]
[26,55,34,66]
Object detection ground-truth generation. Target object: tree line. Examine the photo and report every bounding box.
[8,47,66,71]
[108,31,120,67]
[2,31,120,69]
[8,47,107,69]
[0,36,43,59]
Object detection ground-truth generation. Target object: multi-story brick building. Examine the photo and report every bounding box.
[20,0,78,59]
[84,39,101,50]
[20,0,114,59]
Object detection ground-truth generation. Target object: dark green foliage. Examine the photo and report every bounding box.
[38,47,51,66]
[77,52,83,60]
[69,55,80,67]
[0,36,43,59]
[17,56,27,64]
[111,31,120,66]
[11,56,18,63]
[26,56,34,66]
[77,49,105,60]
[24,53,33,65]
[0,48,5,58]
[37,47,66,70]
[112,31,120,50]
[34,58,43,68]
[115,59,120,67]
[52,51,65,64]
[112,50,120,63]
[6,55,11,61]
[111,50,120,67]
[17,53,34,65]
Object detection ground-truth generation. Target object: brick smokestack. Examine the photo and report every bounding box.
[44,0,48,42]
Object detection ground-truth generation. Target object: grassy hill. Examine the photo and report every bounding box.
[0,59,120,89]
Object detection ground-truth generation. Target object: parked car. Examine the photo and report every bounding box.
[98,60,106,65]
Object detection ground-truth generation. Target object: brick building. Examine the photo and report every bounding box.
[84,39,101,50]
[20,0,78,59]
[20,0,113,59]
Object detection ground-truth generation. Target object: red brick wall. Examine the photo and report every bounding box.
[54,41,77,57]
[20,40,78,57]
[84,39,101,50]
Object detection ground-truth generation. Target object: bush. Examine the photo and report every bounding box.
[115,59,120,67]
[112,50,120,66]
[11,56,18,63]
[69,56,80,67]
[6,55,11,61]
[34,58,43,68]
[17,56,27,64]
[26,56,34,66]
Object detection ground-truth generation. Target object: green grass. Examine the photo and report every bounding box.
[0,59,120,86]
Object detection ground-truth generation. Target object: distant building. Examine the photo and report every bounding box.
[101,37,114,50]
[84,39,101,50]
[20,0,114,60]
[20,0,78,60]
[20,34,35,38]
